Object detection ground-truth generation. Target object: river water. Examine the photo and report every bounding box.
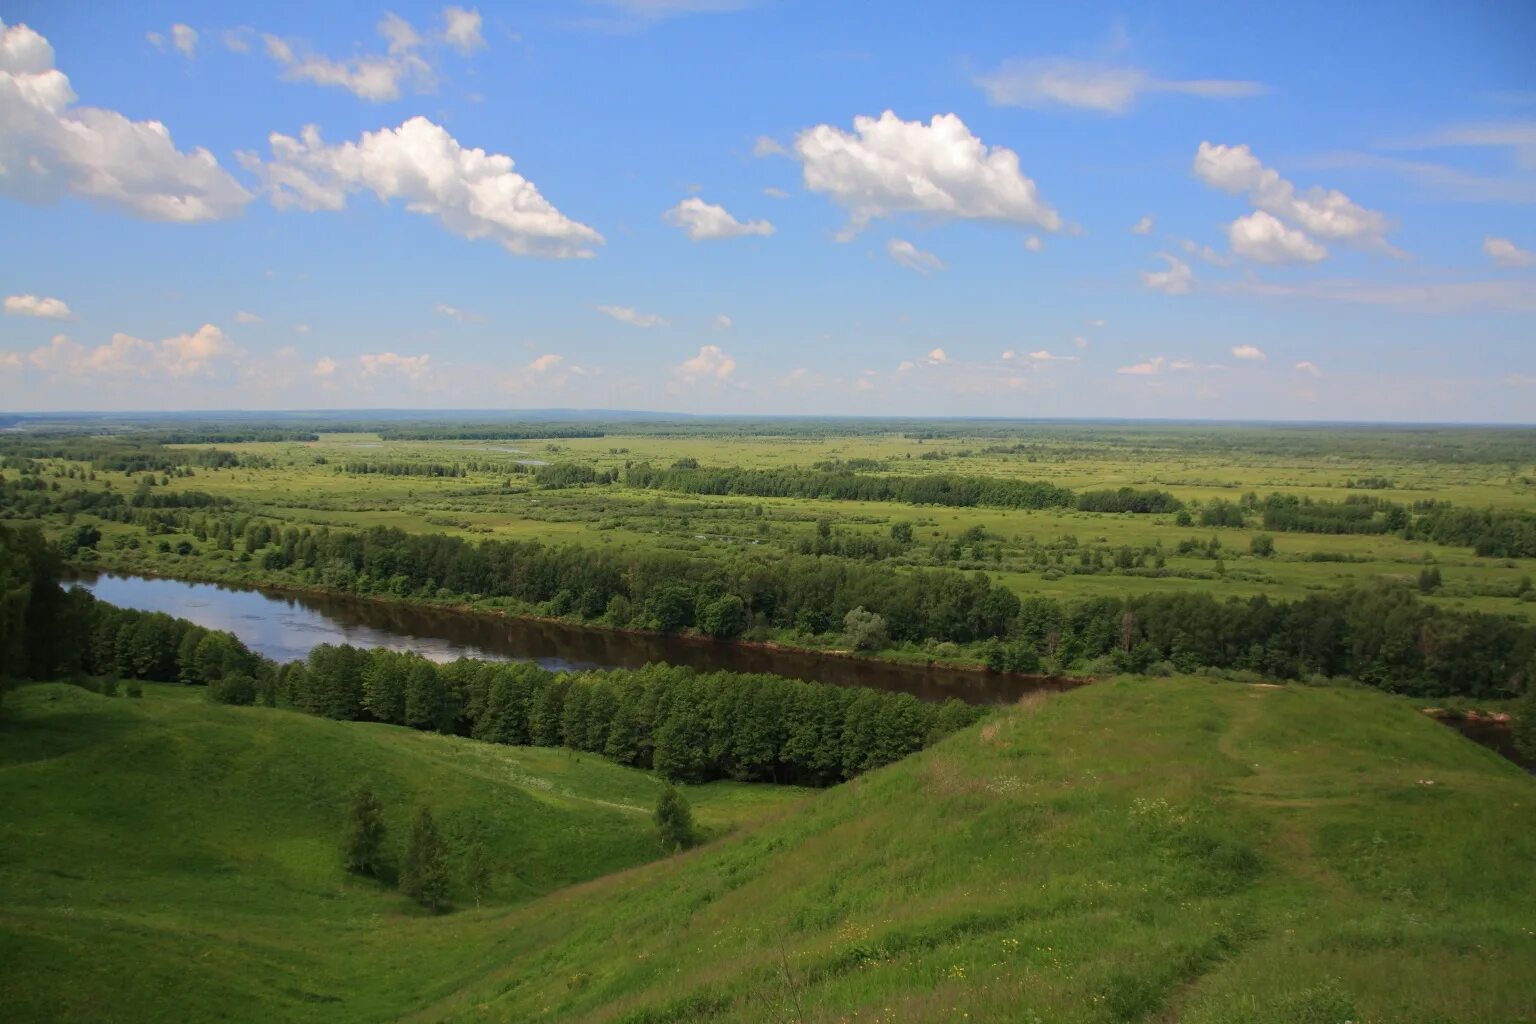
[67,572,1075,705]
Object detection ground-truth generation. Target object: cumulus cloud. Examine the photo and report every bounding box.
[360,351,431,377]
[1028,349,1078,361]
[1194,142,1394,253]
[527,353,563,372]
[886,238,945,274]
[255,117,602,258]
[596,304,667,328]
[1484,235,1534,267]
[677,344,735,382]
[762,186,790,199]
[172,24,198,58]
[1072,335,1089,349]
[975,58,1263,115]
[25,323,232,377]
[1227,210,1327,264]
[1140,253,1193,294]
[0,19,252,221]
[752,135,787,158]
[4,294,71,319]
[261,7,485,101]
[1131,215,1154,235]
[1294,360,1322,377]
[662,197,774,240]
[1116,355,1200,376]
[1231,344,1266,361]
[312,356,337,376]
[234,310,263,324]
[1024,235,1044,252]
[792,111,1060,238]
[712,314,733,330]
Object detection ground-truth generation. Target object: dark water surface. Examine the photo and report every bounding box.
[67,572,1075,704]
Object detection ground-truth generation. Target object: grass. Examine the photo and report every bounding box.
[3,676,1533,1022]
[0,682,807,1023]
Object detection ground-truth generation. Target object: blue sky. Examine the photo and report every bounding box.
[1,0,1533,420]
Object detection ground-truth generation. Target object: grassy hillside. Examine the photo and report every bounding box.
[3,678,1533,1023]
[0,683,806,1023]
[410,678,1536,1024]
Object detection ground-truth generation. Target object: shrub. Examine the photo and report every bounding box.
[843,607,888,651]
[654,785,698,853]
[125,681,143,698]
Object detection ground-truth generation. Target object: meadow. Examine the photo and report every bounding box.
[2,676,1532,1023]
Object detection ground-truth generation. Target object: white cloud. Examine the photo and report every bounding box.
[260,7,484,101]
[360,351,431,378]
[677,344,735,382]
[1194,142,1394,251]
[976,58,1263,115]
[1117,356,1165,376]
[0,351,20,370]
[596,304,667,327]
[257,117,602,259]
[1072,335,1089,349]
[1216,277,1536,313]
[434,302,486,323]
[234,310,263,324]
[294,323,311,334]
[792,111,1060,237]
[1001,350,1016,360]
[662,197,774,240]
[1227,210,1326,264]
[927,347,947,364]
[1024,235,1044,252]
[158,324,234,376]
[1140,253,1193,294]
[1294,360,1322,377]
[441,7,486,54]
[26,323,232,377]
[1086,318,1105,327]
[1231,344,1266,361]
[1131,215,1154,235]
[172,24,198,58]
[1028,349,1078,361]
[712,314,733,330]
[4,294,71,319]
[762,186,790,199]
[886,238,946,274]
[312,356,337,376]
[0,20,252,221]
[527,353,563,372]
[594,1,755,20]
[1484,235,1534,267]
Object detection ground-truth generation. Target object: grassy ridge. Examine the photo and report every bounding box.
[0,683,805,1023]
[412,678,1536,1024]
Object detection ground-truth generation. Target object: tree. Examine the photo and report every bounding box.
[342,784,387,877]
[400,806,450,912]
[697,594,746,639]
[1249,534,1275,558]
[1513,669,1536,763]
[461,837,492,908]
[654,785,697,853]
[843,607,887,651]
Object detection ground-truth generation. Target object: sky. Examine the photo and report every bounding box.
[1,0,1533,421]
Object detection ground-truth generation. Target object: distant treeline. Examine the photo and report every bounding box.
[203,523,1536,696]
[152,429,320,444]
[616,462,1189,513]
[378,426,606,441]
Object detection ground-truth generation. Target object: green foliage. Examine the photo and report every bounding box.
[842,606,887,651]
[1514,676,1536,762]
[653,785,697,853]
[342,784,387,877]
[399,806,450,913]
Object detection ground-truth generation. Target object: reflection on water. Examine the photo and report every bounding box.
[66,572,1076,704]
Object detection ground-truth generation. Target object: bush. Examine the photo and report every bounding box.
[207,673,257,705]
[654,785,697,853]
[125,681,143,698]
[100,677,119,697]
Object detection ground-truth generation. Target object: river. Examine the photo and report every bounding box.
[66,572,1075,705]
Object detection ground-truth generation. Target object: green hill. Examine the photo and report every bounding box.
[2,678,1534,1023]
[0,683,805,1023]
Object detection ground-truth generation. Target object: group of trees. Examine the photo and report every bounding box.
[281,651,983,786]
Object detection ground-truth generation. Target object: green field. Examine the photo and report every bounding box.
[3,677,1532,1022]
[11,423,1536,634]
[0,682,806,1023]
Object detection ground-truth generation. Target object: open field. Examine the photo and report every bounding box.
[10,422,1533,628]
[3,676,1532,1023]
